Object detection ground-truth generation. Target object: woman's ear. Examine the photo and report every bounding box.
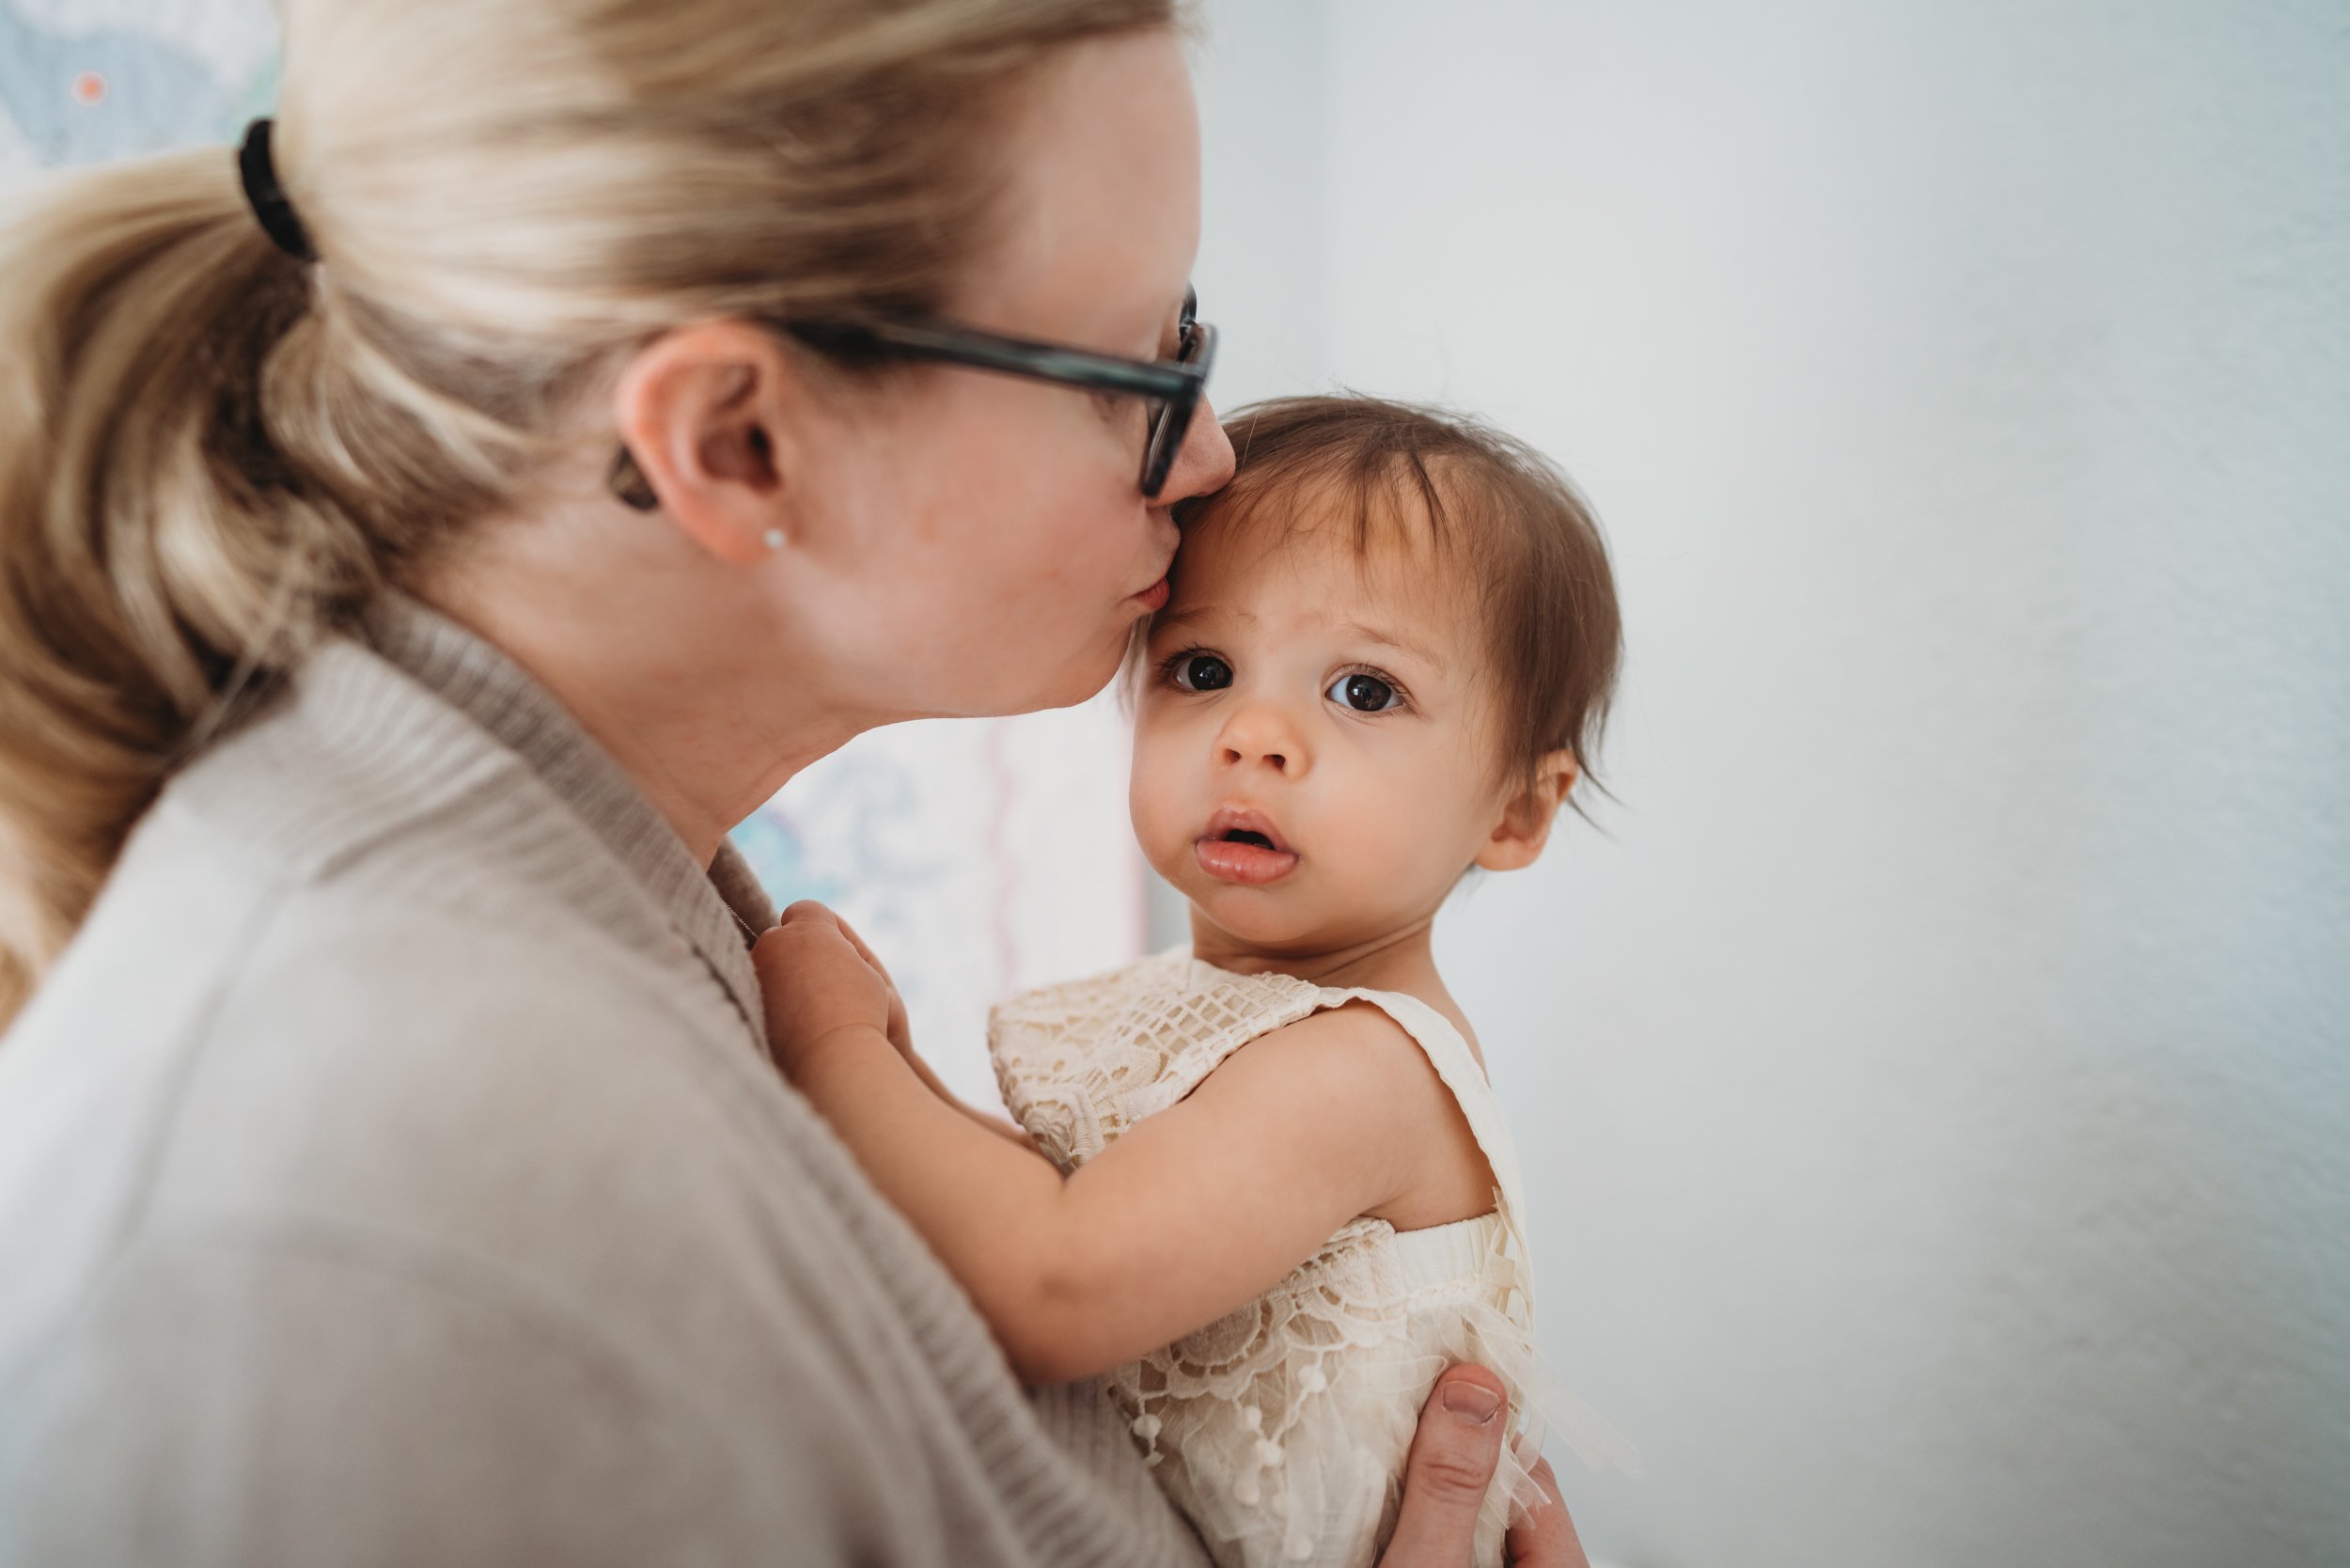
[608,320,808,565]
[1473,749,1580,872]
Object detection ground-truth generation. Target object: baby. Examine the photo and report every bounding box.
[757,394,1632,1568]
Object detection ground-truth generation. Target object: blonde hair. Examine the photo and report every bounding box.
[0,0,1178,1029]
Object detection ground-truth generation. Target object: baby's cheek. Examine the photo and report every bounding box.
[1340,763,1464,903]
[1335,804,1401,902]
[1126,725,1196,873]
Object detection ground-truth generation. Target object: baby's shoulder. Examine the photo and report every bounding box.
[1212,995,1468,1129]
[1245,996,1431,1075]
[1227,995,1503,1231]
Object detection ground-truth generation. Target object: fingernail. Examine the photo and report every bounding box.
[1443,1381,1502,1424]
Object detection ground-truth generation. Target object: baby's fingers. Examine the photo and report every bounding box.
[776,899,846,936]
[766,902,869,970]
[822,907,886,975]
[807,907,912,1055]
[755,902,839,972]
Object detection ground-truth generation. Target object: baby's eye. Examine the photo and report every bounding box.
[1327,672,1403,713]
[1171,652,1234,692]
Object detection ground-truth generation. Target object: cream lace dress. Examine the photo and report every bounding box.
[988,949,1632,1568]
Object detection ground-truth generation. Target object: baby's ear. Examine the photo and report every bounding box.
[1474,749,1579,872]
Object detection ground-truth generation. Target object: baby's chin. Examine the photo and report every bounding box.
[1184,881,1399,959]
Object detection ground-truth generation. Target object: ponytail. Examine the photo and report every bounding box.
[0,151,386,1027]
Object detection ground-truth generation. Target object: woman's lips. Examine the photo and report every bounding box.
[1195,836,1300,885]
[1132,575,1170,611]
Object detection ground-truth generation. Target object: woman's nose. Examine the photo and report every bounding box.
[1215,698,1308,777]
[1159,397,1237,506]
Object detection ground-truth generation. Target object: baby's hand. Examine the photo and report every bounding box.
[751,901,905,1074]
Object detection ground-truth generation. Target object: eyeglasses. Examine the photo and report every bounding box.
[607,288,1217,510]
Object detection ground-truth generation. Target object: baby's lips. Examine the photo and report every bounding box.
[1194,834,1300,886]
[1201,804,1292,855]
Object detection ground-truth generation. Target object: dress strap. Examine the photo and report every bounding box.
[1320,985,1532,1249]
[1116,954,1326,1123]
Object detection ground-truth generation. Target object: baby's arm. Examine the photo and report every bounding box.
[753,904,1443,1386]
[895,1046,1038,1152]
[798,907,1036,1152]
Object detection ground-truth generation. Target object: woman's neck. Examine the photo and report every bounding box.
[410,524,871,868]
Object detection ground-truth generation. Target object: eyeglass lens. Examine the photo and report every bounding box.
[1141,319,1208,498]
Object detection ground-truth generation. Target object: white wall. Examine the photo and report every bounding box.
[1188,5,2350,1565]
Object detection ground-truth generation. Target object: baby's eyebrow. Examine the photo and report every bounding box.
[1338,619,1439,666]
[1152,605,1437,665]
[1152,604,1246,635]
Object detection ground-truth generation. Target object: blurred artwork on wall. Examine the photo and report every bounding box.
[0,0,279,170]
[731,698,1146,1112]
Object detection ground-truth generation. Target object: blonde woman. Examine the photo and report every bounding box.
[0,2,1587,1564]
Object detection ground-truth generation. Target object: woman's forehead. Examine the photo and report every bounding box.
[961,30,1199,350]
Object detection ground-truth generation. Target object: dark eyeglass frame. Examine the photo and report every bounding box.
[607,288,1216,510]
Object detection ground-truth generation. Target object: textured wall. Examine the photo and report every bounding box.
[1194,3,2350,1564]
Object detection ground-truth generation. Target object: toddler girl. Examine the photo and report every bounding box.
[758,395,1633,1567]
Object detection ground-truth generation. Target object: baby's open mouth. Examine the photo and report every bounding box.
[1197,810,1298,886]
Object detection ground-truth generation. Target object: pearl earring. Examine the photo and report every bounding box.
[762,528,785,553]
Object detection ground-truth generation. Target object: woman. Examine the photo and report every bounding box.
[0,2,1587,1562]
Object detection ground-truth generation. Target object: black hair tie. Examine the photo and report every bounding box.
[238,118,317,263]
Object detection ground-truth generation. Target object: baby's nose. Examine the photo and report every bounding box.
[1215,704,1304,775]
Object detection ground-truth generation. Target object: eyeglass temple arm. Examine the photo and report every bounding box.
[787,319,1204,400]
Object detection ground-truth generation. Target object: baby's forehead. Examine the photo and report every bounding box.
[1162,485,1478,654]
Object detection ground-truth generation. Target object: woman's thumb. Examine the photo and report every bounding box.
[1377,1366,1506,1566]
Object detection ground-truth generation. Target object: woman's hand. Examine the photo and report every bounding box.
[1380,1366,1590,1568]
[751,901,901,1074]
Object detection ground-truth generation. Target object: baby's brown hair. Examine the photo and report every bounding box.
[1171,395,1622,809]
